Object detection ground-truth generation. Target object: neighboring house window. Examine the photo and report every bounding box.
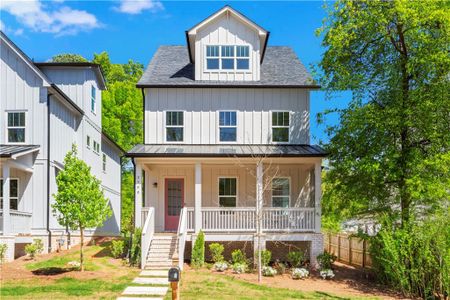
[272,177,290,208]
[236,46,250,70]
[219,177,237,207]
[93,140,100,154]
[206,45,250,70]
[86,136,91,149]
[91,86,96,114]
[166,111,184,142]
[219,111,237,142]
[7,112,25,143]
[102,153,106,172]
[206,45,220,70]
[272,111,290,142]
[0,179,19,210]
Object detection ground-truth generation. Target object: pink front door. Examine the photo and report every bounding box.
[164,178,184,231]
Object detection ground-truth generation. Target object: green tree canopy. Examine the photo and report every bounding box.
[51,53,88,62]
[52,145,111,271]
[317,0,450,225]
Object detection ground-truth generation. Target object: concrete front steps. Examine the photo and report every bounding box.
[144,233,178,270]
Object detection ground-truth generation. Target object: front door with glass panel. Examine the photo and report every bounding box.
[164,178,184,231]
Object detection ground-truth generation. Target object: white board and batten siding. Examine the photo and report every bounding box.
[195,12,260,81]
[144,88,310,145]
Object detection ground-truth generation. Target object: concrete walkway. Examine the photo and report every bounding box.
[117,269,169,300]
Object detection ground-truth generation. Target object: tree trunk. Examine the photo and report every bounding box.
[80,226,84,272]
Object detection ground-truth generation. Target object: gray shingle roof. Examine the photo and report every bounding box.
[126,144,326,158]
[137,46,319,88]
[0,145,40,157]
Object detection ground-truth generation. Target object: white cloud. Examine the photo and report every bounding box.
[0,0,100,36]
[114,0,163,15]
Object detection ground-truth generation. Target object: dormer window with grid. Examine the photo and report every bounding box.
[206,45,250,71]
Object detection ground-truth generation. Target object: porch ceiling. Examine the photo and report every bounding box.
[0,145,40,158]
[127,144,327,158]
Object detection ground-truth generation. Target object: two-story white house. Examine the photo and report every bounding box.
[0,31,123,261]
[127,6,326,269]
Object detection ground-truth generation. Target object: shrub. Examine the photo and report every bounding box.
[209,243,224,263]
[274,260,286,274]
[231,249,247,265]
[320,269,335,279]
[232,263,247,274]
[316,251,336,270]
[25,239,44,259]
[287,250,305,268]
[110,240,125,258]
[262,266,277,277]
[67,261,81,269]
[0,243,7,263]
[292,268,309,279]
[129,227,142,266]
[259,249,271,267]
[191,230,205,268]
[213,261,228,272]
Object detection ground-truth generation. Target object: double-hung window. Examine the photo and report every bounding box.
[221,46,234,70]
[91,86,96,114]
[236,46,250,70]
[93,140,100,154]
[7,112,26,143]
[0,179,19,210]
[102,153,106,172]
[272,111,290,143]
[86,136,91,149]
[219,111,237,142]
[166,111,184,142]
[206,46,220,70]
[219,177,237,207]
[272,177,290,208]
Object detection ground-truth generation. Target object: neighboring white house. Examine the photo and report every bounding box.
[0,31,123,261]
[127,6,326,269]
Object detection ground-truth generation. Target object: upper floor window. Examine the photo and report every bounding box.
[93,140,100,154]
[91,86,96,114]
[272,111,290,143]
[272,177,290,208]
[102,153,106,172]
[0,178,19,210]
[86,135,91,149]
[206,45,250,71]
[219,177,237,207]
[219,111,237,142]
[166,111,184,142]
[7,112,25,143]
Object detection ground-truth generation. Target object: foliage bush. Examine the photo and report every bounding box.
[213,261,228,272]
[232,263,247,274]
[287,250,305,268]
[262,266,277,277]
[110,240,125,258]
[316,251,336,270]
[191,230,205,268]
[259,250,272,267]
[25,239,44,259]
[274,260,286,274]
[370,212,450,299]
[0,243,7,263]
[129,227,141,266]
[320,269,335,279]
[292,268,309,279]
[231,249,247,265]
[209,243,224,263]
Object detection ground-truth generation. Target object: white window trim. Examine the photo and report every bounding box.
[271,177,291,208]
[164,110,185,143]
[5,111,27,145]
[218,176,238,207]
[91,85,97,115]
[0,178,20,211]
[204,45,251,72]
[271,110,291,144]
[217,111,238,143]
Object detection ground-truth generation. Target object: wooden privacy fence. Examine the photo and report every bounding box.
[324,233,372,268]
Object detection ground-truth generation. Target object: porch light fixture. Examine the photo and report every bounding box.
[153,182,158,188]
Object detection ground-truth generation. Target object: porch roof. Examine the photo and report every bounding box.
[0,145,40,158]
[126,144,327,158]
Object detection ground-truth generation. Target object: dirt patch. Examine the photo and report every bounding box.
[184,262,407,299]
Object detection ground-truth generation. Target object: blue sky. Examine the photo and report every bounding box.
[1,0,349,144]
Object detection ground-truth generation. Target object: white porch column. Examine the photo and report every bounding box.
[314,161,322,233]
[194,162,202,233]
[2,162,11,234]
[134,162,143,228]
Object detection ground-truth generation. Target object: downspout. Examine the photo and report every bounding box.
[46,92,52,253]
[141,88,145,144]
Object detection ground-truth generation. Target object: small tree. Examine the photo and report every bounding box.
[52,144,111,271]
[191,230,205,268]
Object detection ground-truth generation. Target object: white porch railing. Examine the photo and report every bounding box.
[141,207,155,269]
[0,210,32,234]
[141,207,150,228]
[185,207,315,232]
[177,207,188,270]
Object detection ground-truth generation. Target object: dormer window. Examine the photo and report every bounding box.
[206,45,250,71]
